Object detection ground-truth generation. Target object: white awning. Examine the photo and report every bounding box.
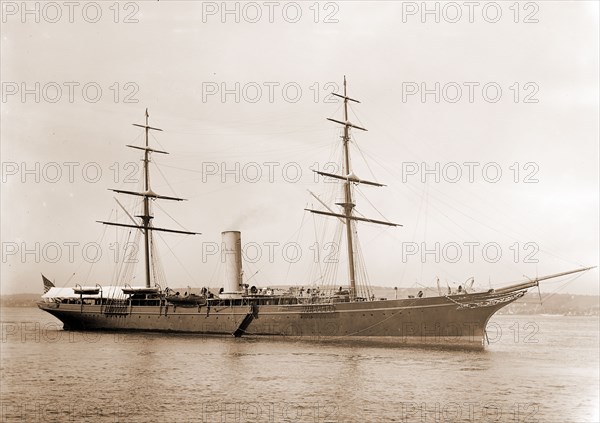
[41,286,134,300]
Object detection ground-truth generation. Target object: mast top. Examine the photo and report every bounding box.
[332,76,361,103]
[133,108,163,132]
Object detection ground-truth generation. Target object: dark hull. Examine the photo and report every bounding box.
[38,290,525,349]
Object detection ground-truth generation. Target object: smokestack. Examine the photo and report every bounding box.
[221,231,243,299]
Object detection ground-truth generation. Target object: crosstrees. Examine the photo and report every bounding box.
[312,169,386,187]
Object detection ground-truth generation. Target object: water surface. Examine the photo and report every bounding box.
[1,308,598,422]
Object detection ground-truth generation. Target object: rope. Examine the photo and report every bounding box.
[539,272,587,303]
[151,159,180,202]
[285,210,307,284]
[112,229,132,285]
[154,200,191,232]
[355,186,391,222]
[352,135,379,184]
[82,213,111,284]
[444,295,464,306]
[155,231,197,286]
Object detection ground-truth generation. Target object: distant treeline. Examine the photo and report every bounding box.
[498,291,599,316]
[3,289,598,316]
[1,294,43,308]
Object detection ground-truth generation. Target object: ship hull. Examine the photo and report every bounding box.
[38,290,525,349]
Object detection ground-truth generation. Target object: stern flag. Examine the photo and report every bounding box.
[42,274,54,293]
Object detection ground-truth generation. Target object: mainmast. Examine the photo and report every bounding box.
[340,77,357,299]
[98,109,200,289]
[306,77,401,301]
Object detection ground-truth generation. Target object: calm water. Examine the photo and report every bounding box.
[1,308,598,423]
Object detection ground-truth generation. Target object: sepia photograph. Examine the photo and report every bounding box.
[1,1,599,422]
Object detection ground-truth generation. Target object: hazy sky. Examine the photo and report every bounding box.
[1,1,598,296]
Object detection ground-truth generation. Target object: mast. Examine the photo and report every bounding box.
[341,77,357,299]
[98,109,200,289]
[142,109,152,288]
[306,77,401,301]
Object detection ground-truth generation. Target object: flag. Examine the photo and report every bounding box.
[42,274,54,293]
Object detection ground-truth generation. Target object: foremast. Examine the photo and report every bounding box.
[139,109,156,289]
[98,109,200,288]
[306,77,401,300]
